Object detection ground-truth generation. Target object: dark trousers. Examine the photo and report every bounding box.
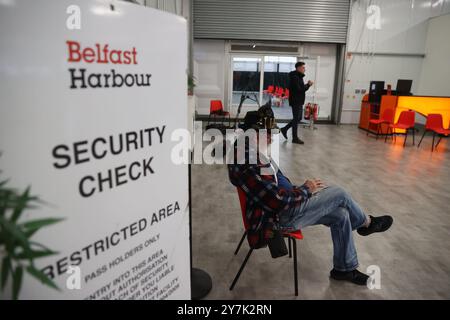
[283,104,303,140]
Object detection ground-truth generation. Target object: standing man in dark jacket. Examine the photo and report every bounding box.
[280,62,313,144]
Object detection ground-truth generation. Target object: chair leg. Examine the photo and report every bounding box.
[432,132,436,152]
[288,237,292,258]
[292,238,298,296]
[435,135,443,149]
[388,126,395,143]
[403,129,408,147]
[234,230,247,255]
[417,130,427,148]
[385,126,390,143]
[375,124,380,140]
[412,128,415,145]
[230,248,253,291]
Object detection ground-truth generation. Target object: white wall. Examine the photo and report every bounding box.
[193,40,227,115]
[303,43,337,120]
[341,0,450,124]
[418,13,450,96]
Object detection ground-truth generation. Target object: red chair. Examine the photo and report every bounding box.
[276,87,284,98]
[207,100,230,128]
[272,86,280,97]
[283,88,290,100]
[230,187,303,296]
[385,110,416,147]
[435,122,450,150]
[367,108,394,140]
[263,85,274,94]
[417,114,450,152]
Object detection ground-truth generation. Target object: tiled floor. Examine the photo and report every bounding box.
[191,124,450,299]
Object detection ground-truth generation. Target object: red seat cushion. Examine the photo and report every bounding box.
[283,230,303,240]
[237,187,303,242]
[433,128,450,135]
[390,123,411,129]
[369,119,389,124]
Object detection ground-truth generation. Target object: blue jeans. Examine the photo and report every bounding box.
[279,185,368,272]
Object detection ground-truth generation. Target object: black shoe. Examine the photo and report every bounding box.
[357,215,393,236]
[330,268,369,286]
[292,138,304,144]
[280,127,288,139]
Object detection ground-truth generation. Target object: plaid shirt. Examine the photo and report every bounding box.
[228,143,311,249]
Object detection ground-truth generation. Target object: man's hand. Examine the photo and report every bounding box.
[307,80,314,86]
[304,178,325,193]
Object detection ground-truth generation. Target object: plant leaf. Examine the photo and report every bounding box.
[23,228,39,239]
[26,265,59,291]
[1,257,11,290]
[21,218,64,232]
[0,189,12,216]
[0,214,31,253]
[11,186,31,222]
[29,241,52,252]
[12,266,23,300]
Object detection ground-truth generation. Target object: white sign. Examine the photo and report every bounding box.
[0,0,190,299]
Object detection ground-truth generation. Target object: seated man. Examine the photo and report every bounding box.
[228,105,393,286]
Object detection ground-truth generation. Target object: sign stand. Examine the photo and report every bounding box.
[191,268,213,299]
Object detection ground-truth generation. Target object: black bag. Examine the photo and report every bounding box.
[267,229,288,258]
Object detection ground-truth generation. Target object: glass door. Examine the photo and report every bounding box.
[229,55,318,121]
[261,56,297,120]
[301,58,317,105]
[264,56,317,121]
[230,56,262,112]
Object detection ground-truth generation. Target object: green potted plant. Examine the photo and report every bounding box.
[187,74,196,96]
[0,176,61,299]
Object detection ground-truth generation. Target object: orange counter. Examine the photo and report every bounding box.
[359,95,450,134]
